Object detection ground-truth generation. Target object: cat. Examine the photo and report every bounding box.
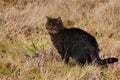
[45,16,118,65]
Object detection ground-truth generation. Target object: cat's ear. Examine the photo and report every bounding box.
[57,17,63,24]
[46,16,50,21]
[57,17,61,21]
[46,16,49,18]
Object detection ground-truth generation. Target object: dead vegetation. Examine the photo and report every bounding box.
[0,0,120,80]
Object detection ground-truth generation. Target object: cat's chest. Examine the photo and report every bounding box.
[51,35,64,43]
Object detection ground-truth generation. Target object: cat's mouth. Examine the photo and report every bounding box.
[46,27,59,34]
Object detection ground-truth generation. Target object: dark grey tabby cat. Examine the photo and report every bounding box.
[45,16,118,65]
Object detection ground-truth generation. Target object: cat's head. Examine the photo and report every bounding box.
[45,16,64,34]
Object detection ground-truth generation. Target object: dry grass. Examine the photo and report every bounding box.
[0,0,120,80]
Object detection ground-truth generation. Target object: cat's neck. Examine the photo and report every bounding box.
[48,27,66,35]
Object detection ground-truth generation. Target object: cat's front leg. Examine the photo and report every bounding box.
[60,53,65,60]
[58,46,65,60]
[64,56,69,64]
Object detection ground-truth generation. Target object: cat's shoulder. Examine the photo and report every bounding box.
[68,27,95,38]
[68,27,87,33]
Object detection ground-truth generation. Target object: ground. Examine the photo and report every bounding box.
[0,0,120,80]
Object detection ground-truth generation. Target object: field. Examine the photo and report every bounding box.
[0,0,120,80]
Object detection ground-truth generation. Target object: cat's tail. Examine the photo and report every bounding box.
[96,57,118,65]
[92,48,118,65]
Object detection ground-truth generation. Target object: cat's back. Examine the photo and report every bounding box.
[67,28,98,47]
[67,28,92,38]
[68,28,91,36]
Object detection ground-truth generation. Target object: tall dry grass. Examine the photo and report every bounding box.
[0,0,120,80]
